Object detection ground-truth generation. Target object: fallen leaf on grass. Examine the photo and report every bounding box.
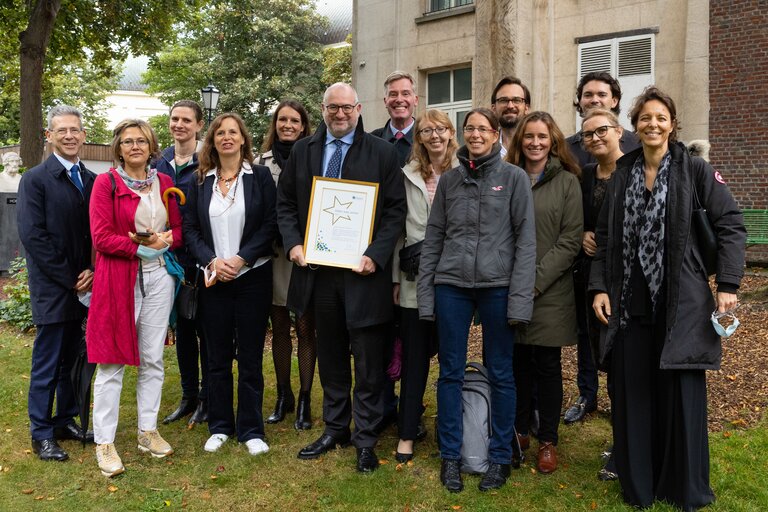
[201,492,211,500]
[164,500,171,506]
[46,497,54,501]
[723,431,732,438]
[558,483,566,489]
[35,495,44,500]
[451,506,462,510]
[24,449,31,454]
[108,485,118,493]
[726,375,737,382]
[215,465,225,472]
[21,374,29,379]
[590,501,598,509]
[575,493,584,498]
[21,489,33,495]
[379,459,389,465]
[5,428,11,432]
[210,475,218,480]
[395,463,404,471]
[731,418,748,428]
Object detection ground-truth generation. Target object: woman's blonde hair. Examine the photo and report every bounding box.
[408,109,458,181]
[111,119,160,167]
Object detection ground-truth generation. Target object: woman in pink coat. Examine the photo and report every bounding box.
[86,119,182,478]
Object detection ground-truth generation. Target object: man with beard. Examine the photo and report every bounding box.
[490,76,531,158]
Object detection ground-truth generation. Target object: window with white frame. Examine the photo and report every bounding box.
[428,0,473,14]
[427,67,472,144]
[577,33,655,130]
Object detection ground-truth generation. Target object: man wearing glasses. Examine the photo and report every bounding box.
[371,71,418,167]
[17,105,96,461]
[566,72,640,168]
[490,76,531,158]
[277,83,406,473]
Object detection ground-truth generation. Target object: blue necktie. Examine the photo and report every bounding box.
[326,139,343,179]
[70,164,84,193]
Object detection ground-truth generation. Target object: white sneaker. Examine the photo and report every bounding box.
[96,443,125,478]
[245,438,269,456]
[204,434,229,453]
[137,429,174,458]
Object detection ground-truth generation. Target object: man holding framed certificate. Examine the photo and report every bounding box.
[277,83,406,473]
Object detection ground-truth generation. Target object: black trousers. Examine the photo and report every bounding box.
[313,267,387,449]
[175,265,208,401]
[612,318,714,511]
[397,307,434,440]
[199,263,271,442]
[513,344,563,444]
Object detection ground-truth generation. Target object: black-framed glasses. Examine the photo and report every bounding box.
[418,126,449,137]
[582,125,617,142]
[324,103,358,114]
[120,138,149,147]
[463,126,496,135]
[494,96,526,106]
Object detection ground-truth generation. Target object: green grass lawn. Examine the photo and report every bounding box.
[0,325,766,511]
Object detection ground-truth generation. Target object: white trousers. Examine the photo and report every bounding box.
[93,266,174,444]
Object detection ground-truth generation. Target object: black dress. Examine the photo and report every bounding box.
[611,190,714,511]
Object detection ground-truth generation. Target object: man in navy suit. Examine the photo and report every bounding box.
[277,83,406,473]
[17,105,95,461]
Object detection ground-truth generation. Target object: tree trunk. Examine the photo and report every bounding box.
[19,1,61,167]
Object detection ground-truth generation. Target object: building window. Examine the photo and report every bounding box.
[577,33,655,129]
[428,0,473,14]
[427,67,472,143]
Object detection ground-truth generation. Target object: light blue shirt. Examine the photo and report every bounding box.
[388,118,414,137]
[52,152,81,172]
[322,130,356,178]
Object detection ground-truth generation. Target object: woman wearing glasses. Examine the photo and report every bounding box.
[88,119,183,477]
[419,108,536,492]
[392,109,458,463]
[506,111,583,475]
[258,100,316,430]
[589,87,745,511]
[183,113,278,456]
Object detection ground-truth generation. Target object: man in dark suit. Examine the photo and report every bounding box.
[566,72,641,169]
[370,71,418,168]
[277,83,406,472]
[17,105,95,461]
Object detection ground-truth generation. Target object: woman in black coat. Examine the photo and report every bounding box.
[183,113,277,456]
[589,87,746,511]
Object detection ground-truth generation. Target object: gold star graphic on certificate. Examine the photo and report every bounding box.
[323,196,352,225]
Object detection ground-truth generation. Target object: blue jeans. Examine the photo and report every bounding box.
[435,285,516,464]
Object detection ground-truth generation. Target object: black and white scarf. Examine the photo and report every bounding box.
[619,151,672,328]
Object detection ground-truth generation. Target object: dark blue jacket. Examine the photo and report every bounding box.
[183,163,277,270]
[17,154,95,324]
[371,119,414,168]
[154,146,199,267]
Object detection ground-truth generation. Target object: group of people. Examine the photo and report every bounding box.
[17,68,746,511]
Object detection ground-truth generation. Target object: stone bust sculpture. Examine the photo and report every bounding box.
[0,152,23,192]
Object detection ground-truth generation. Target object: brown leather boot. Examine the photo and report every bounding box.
[537,442,558,474]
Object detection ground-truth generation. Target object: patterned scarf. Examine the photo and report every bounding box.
[619,151,672,328]
[115,165,157,191]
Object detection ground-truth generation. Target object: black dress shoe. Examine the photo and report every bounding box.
[395,451,413,463]
[440,459,463,492]
[266,390,295,424]
[479,463,511,491]
[188,399,208,425]
[297,433,350,459]
[54,422,94,443]
[414,421,427,441]
[162,397,197,424]
[356,448,379,472]
[32,438,68,461]
[294,391,312,430]
[563,396,597,424]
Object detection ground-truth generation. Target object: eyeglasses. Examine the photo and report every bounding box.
[52,127,82,136]
[494,96,526,106]
[711,310,740,338]
[463,126,497,135]
[324,104,358,114]
[120,138,149,148]
[582,125,617,142]
[418,126,449,137]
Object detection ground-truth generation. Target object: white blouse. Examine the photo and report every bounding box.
[132,181,167,270]
[207,162,269,279]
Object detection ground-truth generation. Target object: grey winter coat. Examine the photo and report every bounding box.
[588,143,746,370]
[516,157,583,347]
[417,144,537,323]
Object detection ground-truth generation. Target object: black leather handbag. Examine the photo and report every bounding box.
[399,241,423,282]
[176,268,199,320]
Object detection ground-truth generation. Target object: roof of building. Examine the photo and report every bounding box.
[116,0,352,91]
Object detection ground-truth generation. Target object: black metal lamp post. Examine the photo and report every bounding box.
[200,82,221,127]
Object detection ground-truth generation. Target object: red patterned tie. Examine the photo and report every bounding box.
[395,131,404,140]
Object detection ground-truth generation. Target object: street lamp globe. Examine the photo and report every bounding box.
[200,82,221,125]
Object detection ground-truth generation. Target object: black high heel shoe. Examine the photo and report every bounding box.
[188,399,208,426]
[294,391,312,430]
[266,389,295,424]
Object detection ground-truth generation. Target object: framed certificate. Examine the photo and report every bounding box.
[303,176,379,269]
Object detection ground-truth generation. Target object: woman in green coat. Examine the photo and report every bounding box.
[506,111,583,474]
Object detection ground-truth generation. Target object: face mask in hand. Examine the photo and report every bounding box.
[710,310,740,338]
